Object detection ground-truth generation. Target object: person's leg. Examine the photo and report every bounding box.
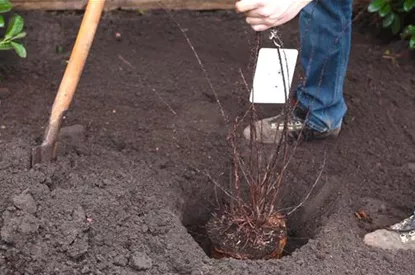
[293,0,352,133]
[243,0,353,143]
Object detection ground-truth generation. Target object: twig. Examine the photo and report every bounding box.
[153,88,177,115]
[158,2,229,126]
[189,165,245,206]
[286,150,327,216]
[118,54,135,70]
[352,6,368,23]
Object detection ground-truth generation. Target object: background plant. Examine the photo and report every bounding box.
[0,0,27,58]
[368,0,415,49]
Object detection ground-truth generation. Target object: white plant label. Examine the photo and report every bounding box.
[250,48,298,104]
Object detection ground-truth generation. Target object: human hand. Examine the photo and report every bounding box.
[235,0,313,31]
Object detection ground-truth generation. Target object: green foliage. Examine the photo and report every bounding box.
[368,0,415,49]
[0,0,27,58]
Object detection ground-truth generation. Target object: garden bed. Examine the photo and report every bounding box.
[0,9,415,275]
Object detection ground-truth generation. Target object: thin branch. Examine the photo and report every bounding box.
[189,165,246,207]
[153,89,177,115]
[118,54,135,70]
[286,150,327,216]
[158,1,229,126]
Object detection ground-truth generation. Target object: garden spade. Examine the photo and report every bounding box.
[30,0,105,167]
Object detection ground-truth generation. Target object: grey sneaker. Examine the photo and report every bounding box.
[364,214,415,250]
[242,112,341,144]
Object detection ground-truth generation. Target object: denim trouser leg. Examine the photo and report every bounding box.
[294,0,353,132]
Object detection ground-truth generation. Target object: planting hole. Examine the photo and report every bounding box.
[181,191,325,259]
[179,124,337,259]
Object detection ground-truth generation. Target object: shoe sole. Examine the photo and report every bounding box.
[243,124,341,144]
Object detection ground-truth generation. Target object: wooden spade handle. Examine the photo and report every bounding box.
[49,0,105,125]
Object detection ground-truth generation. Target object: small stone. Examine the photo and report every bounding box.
[316,252,325,260]
[295,258,305,265]
[111,136,126,151]
[97,262,108,271]
[19,214,41,234]
[102,179,111,186]
[29,182,50,200]
[129,252,152,271]
[96,254,106,262]
[65,260,74,266]
[6,206,16,212]
[94,180,105,188]
[142,224,148,233]
[13,190,37,214]
[1,213,40,243]
[67,234,89,259]
[72,205,86,222]
[383,254,393,264]
[81,266,90,274]
[114,254,128,266]
[407,163,415,172]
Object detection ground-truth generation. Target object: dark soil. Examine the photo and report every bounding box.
[0,8,415,275]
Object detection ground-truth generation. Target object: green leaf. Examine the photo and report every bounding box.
[10,41,26,58]
[0,41,13,50]
[0,0,12,14]
[379,3,391,17]
[0,15,4,27]
[391,15,401,35]
[56,45,64,54]
[368,0,386,12]
[401,27,411,39]
[382,12,395,28]
[410,36,415,49]
[11,31,26,40]
[5,14,24,39]
[404,0,415,11]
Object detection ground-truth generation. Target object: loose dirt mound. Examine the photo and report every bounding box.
[0,9,415,275]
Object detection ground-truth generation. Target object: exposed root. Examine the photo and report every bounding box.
[206,205,287,260]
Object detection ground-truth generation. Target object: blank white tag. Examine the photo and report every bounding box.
[250,48,298,104]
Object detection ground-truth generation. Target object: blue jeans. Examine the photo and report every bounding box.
[294,0,353,132]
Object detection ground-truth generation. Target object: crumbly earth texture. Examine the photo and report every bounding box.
[0,9,415,275]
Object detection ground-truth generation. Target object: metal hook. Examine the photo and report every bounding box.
[269,28,281,48]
